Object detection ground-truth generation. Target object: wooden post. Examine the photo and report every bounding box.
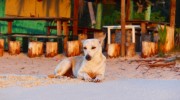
[168,0,176,50]
[8,41,21,55]
[126,43,135,57]
[121,0,126,57]
[126,0,131,20]
[141,41,158,58]
[161,25,175,52]
[57,20,62,36]
[0,39,4,57]
[28,42,43,57]
[73,0,79,36]
[107,43,121,58]
[170,0,176,28]
[7,21,12,34]
[47,26,51,35]
[45,42,58,57]
[63,22,69,52]
[67,40,80,57]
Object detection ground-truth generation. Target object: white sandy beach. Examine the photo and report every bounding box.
[0,52,180,100]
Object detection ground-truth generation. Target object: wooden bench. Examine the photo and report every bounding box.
[0,33,65,53]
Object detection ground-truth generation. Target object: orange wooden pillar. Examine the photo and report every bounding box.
[7,21,13,42]
[73,0,79,37]
[121,0,126,57]
[7,21,13,34]
[63,21,69,52]
[57,20,62,36]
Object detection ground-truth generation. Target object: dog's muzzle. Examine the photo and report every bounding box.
[85,55,91,61]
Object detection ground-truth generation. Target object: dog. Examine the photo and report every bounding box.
[49,34,106,82]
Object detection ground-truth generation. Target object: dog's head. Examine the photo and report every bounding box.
[82,34,106,61]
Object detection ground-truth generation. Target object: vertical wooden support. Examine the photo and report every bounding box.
[141,22,147,42]
[126,0,131,20]
[7,21,12,34]
[141,22,147,34]
[67,40,80,57]
[8,41,21,55]
[45,42,58,57]
[63,22,69,52]
[107,43,121,58]
[57,20,62,36]
[73,0,79,36]
[121,0,126,57]
[168,0,176,50]
[170,0,176,28]
[47,26,51,35]
[0,39,4,57]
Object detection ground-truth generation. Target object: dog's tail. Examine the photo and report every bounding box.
[48,74,56,78]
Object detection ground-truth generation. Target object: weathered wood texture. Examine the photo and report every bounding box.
[141,41,158,58]
[8,41,21,55]
[121,0,126,57]
[126,43,135,57]
[45,42,58,57]
[107,43,121,58]
[161,25,175,52]
[73,0,79,36]
[170,0,176,28]
[0,39,4,57]
[66,40,80,57]
[28,42,43,57]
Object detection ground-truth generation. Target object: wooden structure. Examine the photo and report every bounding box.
[141,41,158,58]
[0,39,4,57]
[8,41,21,55]
[126,43,135,57]
[5,0,71,17]
[45,42,58,57]
[28,42,43,57]
[66,40,81,57]
[107,43,121,58]
[120,0,126,57]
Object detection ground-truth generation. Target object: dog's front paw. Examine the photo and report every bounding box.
[93,75,104,83]
[83,74,93,82]
[84,75,93,82]
[93,78,102,83]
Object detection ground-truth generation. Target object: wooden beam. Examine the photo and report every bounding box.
[121,0,126,57]
[73,0,79,37]
[170,0,176,28]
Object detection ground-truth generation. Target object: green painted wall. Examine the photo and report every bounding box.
[0,0,57,34]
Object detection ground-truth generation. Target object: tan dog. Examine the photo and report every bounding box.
[49,35,106,82]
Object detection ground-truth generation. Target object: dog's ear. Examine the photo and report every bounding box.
[81,39,86,44]
[98,33,106,46]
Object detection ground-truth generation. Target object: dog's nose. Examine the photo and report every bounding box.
[85,55,91,61]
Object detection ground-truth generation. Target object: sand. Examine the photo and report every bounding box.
[0,52,179,88]
[0,52,180,100]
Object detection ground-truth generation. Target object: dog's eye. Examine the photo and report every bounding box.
[83,47,87,50]
[91,46,96,49]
